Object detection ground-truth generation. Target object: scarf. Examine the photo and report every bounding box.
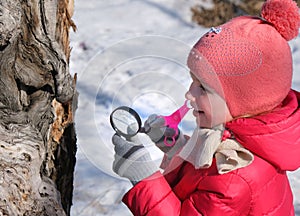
[177,125,254,174]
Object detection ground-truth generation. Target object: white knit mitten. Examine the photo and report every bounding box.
[112,134,158,185]
[144,114,186,156]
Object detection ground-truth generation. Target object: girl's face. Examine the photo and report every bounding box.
[185,73,233,128]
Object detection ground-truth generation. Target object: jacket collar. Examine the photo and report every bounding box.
[226,90,300,171]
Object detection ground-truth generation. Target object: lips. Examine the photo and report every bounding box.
[193,109,204,116]
[190,102,204,115]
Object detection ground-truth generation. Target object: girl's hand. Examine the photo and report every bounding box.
[144,114,187,158]
[144,114,176,151]
[112,134,158,185]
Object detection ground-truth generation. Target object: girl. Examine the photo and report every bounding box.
[112,0,300,215]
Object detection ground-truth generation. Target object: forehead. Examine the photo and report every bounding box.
[189,72,204,85]
[189,72,198,80]
[189,71,218,93]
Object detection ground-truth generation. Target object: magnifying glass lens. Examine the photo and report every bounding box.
[110,107,141,138]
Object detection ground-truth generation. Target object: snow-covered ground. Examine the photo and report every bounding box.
[69,1,300,215]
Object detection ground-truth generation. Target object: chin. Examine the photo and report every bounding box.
[196,119,212,129]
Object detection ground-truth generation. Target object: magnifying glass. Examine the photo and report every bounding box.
[110,100,191,145]
[110,106,147,140]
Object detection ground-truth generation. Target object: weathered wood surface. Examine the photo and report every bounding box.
[0,0,77,215]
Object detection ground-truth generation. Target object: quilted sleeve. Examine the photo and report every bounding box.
[123,171,181,216]
[123,171,251,216]
[181,172,252,216]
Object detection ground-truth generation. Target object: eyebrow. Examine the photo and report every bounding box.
[190,72,216,93]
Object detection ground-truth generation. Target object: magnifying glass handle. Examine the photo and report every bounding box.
[160,100,191,146]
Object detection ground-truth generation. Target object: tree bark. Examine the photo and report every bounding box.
[0,0,77,215]
[191,0,265,27]
[191,0,300,27]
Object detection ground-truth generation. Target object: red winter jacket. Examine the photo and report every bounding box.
[123,90,300,216]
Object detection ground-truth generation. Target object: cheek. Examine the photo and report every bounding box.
[198,95,211,113]
[208,95,232,125]
[210,97,227,114]
[189,87,201,99]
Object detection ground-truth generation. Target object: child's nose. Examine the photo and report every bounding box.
[185,91,195,102]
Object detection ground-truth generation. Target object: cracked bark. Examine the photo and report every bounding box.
[0,0,77,215]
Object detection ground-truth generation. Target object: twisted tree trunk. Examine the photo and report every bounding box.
[0,0,77,215]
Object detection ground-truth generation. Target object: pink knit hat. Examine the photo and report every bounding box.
[187,0,300,117]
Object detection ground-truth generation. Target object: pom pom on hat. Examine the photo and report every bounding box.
[261,0,300,41]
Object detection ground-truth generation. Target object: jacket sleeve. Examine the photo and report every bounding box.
[123,171,252,216]
[185,172,252,215]
[123,171,181,216]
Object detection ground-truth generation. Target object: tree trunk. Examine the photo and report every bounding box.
[191,0,265,27]
[0,0,77,215]
[191,0,300,27]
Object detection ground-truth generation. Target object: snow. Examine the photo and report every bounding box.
[69,0,300,215]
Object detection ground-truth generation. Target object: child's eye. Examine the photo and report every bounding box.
[200,85,206,91]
